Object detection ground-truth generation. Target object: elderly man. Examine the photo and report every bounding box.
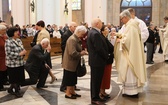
[87,18,108,104]
[114,10,146,98]
[159,16,168,62]
[21,38,51,88]
[36,20,56,84]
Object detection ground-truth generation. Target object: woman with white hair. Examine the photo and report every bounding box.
[62,26,88,99]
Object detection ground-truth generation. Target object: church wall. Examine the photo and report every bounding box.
[106,0,168,27]
[159,0,168,26]
[1,0,168,27]
[72,0,85,25]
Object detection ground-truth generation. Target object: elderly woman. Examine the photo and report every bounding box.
[100,25,114,99]
[5,27,27,97]
[62,26,88,99]
[0,24,8,91]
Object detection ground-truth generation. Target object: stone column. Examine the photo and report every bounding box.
[36,0,56,25]
[11,0,26,26]
[85,0,93,26]
[85,0,107,26]
[36,0,72,26]
[0,0,2,20]
[159,0,168,26]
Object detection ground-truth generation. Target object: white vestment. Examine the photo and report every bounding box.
[159,23,168,60]
[114,19,147,95]
[120,17,149,43]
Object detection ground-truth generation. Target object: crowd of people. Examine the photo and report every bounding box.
[0,8,168,105]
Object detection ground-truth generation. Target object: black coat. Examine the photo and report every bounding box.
[25,44,49,75]
[61,29,73,52]
[87,28,108,67]
[105,38,114,64]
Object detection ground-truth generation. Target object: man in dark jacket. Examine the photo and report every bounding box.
[21,38,50,88]
[87,18,108,105]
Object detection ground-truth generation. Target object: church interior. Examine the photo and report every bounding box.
[1,0,168,105]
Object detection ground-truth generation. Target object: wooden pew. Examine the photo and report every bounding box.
[21,37,62,60]
[50,37,62,56]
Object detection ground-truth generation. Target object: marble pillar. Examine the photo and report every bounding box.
[0,0,2,20]
[85,0,107,26]
[36,0,72,26]
[11,0,26,26]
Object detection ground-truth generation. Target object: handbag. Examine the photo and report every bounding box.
[76,56,87,77]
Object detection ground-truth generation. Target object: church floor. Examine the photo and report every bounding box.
[0,49,168,105]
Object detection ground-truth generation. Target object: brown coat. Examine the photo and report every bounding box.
[62,34,82,72]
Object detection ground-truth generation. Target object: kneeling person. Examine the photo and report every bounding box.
[21,38,51,88]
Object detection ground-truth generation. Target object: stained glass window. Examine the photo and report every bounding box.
[72,0,81,10]
[120,0,152,26]
[121,0,151,7]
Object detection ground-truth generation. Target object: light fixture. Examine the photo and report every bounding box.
[64,2,68,15]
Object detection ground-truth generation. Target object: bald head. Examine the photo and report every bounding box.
[91,18,102,29]
[40,38,50,49]
[69,22,77,32]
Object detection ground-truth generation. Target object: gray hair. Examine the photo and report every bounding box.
[40,38,50,45]
[74,25,87,34]
[120,10,131,19]
[0,24,6,30]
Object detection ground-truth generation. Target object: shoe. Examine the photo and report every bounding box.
[74,86,80,91]
[65,95,76,99]
[60,87,66,92]
[91,101,105,105]
[72,93,81,97]
[75,88,80,91]
[15,92,23,98]
[100,93,110,99]
[18,85,20,90]
[50,76,57,84]
[7,88,15,95]
[36,85,48,88]
[3,81,9,85]
[98,98,107,102]
[122,94,139,98]
[146,62,154,64]
[75,87,80,91]
[0,88,6,91]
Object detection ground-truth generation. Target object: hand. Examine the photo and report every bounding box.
[110,32,116,36]
[45,63,50,69]
[19,49,27,56]
[116,39,120,43]
[80,50,88,56]
[46,45,51,52]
